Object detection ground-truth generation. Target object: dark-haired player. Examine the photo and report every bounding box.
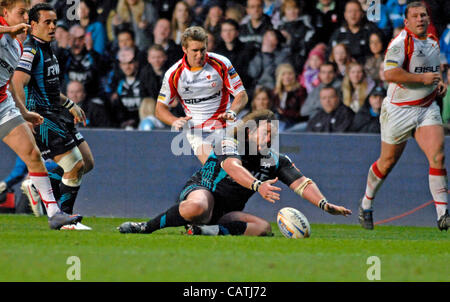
[12,3,93,230]
[119,110,351,236]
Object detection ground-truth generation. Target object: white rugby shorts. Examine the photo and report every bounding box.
[380,98,443,145]
[0,93,25,140]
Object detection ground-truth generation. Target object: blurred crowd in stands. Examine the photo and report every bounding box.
[36,0,450,134]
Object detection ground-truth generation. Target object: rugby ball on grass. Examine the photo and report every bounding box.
[277,207,310,238]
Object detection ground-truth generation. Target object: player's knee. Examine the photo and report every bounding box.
[180,200,211,223]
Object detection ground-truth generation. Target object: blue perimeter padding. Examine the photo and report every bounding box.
[1,129,448,226]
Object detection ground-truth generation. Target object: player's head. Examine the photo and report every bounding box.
[181,26,208,68]
[29,2,57,42]
[237,109,277,153]
[0,0,30,26]
[404,1,429,37]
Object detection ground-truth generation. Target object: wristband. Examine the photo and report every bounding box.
[318,199,328,211]
[251,179,262,192]
[63,99,74,110]
[226,110,237,120]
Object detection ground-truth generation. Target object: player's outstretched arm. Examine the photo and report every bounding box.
[11,71,43,126]
[222,157,281,203]
[289,176,352,216]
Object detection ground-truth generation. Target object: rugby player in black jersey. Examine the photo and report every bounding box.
[119,110,351,236]
[12,3,93,230]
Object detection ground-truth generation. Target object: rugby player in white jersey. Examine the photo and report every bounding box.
[0,0,82,229]
[155,26,248,165]
[358,1,449,231]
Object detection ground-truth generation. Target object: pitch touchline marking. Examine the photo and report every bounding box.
[374,190,450,225]
[375,190,450,225]
[374,200,434,225]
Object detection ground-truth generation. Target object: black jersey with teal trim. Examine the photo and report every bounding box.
[179,137,303,203]
[16,35,62,114]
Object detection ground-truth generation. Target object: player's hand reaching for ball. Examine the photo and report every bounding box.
[69,104,87,126]
[172,116,192,130]
[258,177,282,203]
[325,203,352,216]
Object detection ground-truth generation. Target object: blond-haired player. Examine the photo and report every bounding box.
[155,26,248,164]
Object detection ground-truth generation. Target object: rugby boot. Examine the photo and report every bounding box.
[437,210,449,231]
[118,222,148,234]
[185,224,202,235]
[61,222,92,230]
[359,202,374,230]
[48,211,83,230]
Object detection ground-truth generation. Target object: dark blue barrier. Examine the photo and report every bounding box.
[1,129,448,227]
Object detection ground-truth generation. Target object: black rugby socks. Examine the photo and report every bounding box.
[145,204,188,233]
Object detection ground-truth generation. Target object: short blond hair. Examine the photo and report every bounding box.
[181,26,208,48]
[0,0,29,16]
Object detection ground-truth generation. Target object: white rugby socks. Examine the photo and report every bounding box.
[29,172,59,217]
[361,161,386,210]
[429,168,448,219]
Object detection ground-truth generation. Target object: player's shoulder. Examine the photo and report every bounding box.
[22,37,38,54]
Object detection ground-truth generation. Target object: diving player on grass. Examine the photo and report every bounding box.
[119,110,351,236]
[12,3,93,230]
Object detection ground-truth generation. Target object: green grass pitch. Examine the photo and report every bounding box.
[0,215,448,282]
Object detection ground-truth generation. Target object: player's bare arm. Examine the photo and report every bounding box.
[0,23,30,38]
[384,67,441,86]
[222,157,281,203]
[155,101,192,130]
[59,93,86,126]
[218,90,248,121]
[289,176,352,216]
[10,70,43,126]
